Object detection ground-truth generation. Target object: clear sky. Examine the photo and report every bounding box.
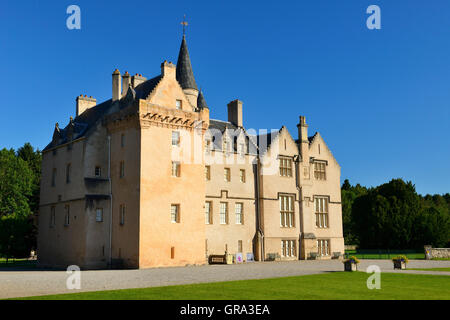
[1,0,449,195]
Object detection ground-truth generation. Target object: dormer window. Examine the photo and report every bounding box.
[222,136,229,154]
[95,166,102,177]
[205,139,212,154]
[176,100,182,110]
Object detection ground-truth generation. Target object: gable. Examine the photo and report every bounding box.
[308,132,340,168]
[146,75,193,111]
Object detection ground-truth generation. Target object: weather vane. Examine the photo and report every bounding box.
[181,14,188,36]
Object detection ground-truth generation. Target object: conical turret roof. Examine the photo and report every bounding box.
[197,90,208,110]
[176,35,198,91]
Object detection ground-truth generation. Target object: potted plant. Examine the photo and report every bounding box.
[343,256,360,271]
[392,255,409,270]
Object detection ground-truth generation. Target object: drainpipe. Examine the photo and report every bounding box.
[108,135,113,268]
[255,157,265,261]
[295,155,305,260]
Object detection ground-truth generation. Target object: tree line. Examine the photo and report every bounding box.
[342,178,450,249]
[0,143,41,261]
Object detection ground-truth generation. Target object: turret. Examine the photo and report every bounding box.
[176,35,199,109]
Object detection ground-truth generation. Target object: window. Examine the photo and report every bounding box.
[171,204,180,223]
[50,206,56,228]
[224,168,231,182]
[280,195,294,228]
[121,134,125,147]
[239,143,245,157]
[66,164,71,184]
[64,205,70,226]
[95,166,102,177]
[238,240,243,253]
[96,208,103,222]
[172,131,180,146]
[51,168,57,187]
[205,166,211,181]
[205,201,212,224]
[314,162,326,180]
[315,197,329,228]
[317,239,330,256]
[222,136,229,153]
[205,139,211,154]
[220,202,228,224]
[172,161,180,177]
[279,158,292,177]
[176,99,182,110]
[239,169,246,183]
[120,204,125,225]
[235,203,243,225]
[281,240,296,257]
[120,161,125,178]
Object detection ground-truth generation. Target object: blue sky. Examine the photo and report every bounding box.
[1,0,449,195]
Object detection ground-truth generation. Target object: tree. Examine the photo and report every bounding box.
[341,179,367,245]
[350,178,449,249]
[0,148,34,260]
[16,143,41,216]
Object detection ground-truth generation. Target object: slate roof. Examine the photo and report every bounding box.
[197,91,208,110]
[176,35,198,91]
[44,73,166,151]
[256,130,280,149]
[134,75,162,100]
[209,119,238,133]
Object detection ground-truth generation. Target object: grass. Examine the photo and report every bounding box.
[408,267,450,272]
[15,272,450,300]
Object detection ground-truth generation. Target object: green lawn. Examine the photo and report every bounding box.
[408,267,450,272]
[16,272,450,300]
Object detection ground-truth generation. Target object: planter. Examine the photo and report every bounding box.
[309,252,318,260]
[393,260,406,270]
[344,260,358,272]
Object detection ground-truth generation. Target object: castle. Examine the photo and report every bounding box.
[37,33,344,269]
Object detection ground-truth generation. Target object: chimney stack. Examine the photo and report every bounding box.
[76,95,97,116]
[112,69,121,102]
[227,99,243,128]
[132,73,147,88]
[297,116,309,162]
[122,71,131,97]
[161,61,176,79]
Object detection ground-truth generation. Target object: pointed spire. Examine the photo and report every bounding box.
[197,90,208,110]
[176,35,198,91]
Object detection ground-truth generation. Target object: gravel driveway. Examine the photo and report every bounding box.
[1,259,449,299]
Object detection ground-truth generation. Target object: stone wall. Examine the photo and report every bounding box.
[424,246,450,259]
